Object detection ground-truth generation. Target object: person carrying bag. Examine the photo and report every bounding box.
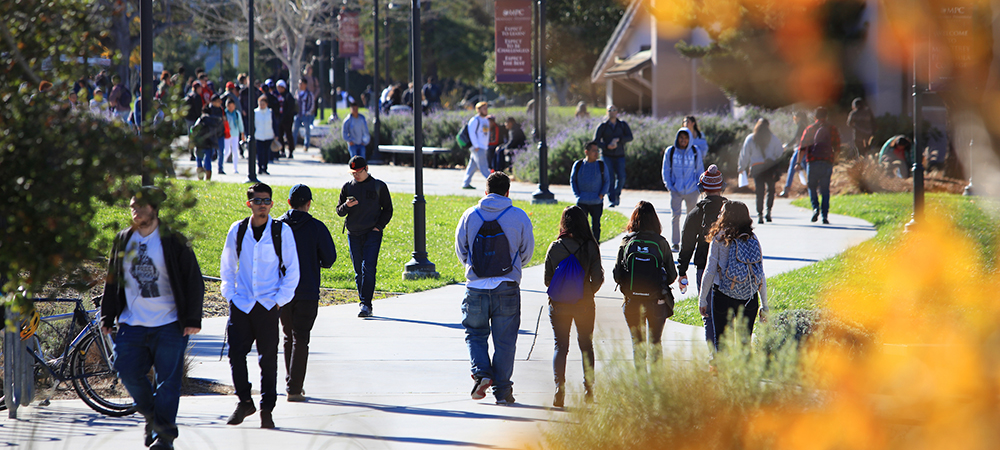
[739,118,785,223]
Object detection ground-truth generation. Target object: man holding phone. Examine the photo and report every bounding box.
[337,156,393,317]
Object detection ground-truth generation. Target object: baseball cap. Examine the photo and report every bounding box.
[276,80,287,88]
[349,156,368,173]
[226,81,237,90]
[289,184,312,203]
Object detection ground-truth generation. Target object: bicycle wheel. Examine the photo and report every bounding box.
[69,332,136,417]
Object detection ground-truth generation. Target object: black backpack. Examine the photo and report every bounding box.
[470,207,516,278]
[619,233,666,299]
[235,217,285,276]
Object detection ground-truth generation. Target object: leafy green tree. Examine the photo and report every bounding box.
[545,0,625,105]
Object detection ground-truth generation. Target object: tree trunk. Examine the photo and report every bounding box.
[551,76,570,106]
[110,11,133,86]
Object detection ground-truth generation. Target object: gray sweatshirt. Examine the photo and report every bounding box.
[455,194,535,285]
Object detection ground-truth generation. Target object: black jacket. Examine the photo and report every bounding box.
[277,90,297,123]
[184,92,202,121]
[192,114,224,149]
[279,210,337,301]
[101,224,204,329]
[594,119,633,158]
[677,195,727,276]
[337,176,393,235]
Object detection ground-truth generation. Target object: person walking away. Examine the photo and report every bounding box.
[570,141,610,240]
[101,186,204,450]
[739,118,784,223]
[462,102,492,189]
[221,183,300,429]
[254,96,275,175]
[108,74,132,123]
[662,128,705,251]
[208,95,228,174]
[455,172,535,405]
[342,101,371,159]
[697,200,768,350]
[277,185,336,402]
[676,165,727,345]
[190,105,224,181]
[683,116,708,161]
[594,105,633,207]
[544,205,603,407]
[422,76,442,112]
[486,115,506,172]
[846,97,876,158]
[337,156,393,318]
[797,107,840,224]
[274,80,298,158]
[613,201,676,370]
[779,111,809,197]
[294,79,316,151]
[223,98,245,174]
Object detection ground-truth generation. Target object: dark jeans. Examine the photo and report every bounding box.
[807,160,833,218]
[228,302,280,411]
[491,146,506,172]
[622,297,668,368]
[754,168,778,216]
[549,300,595,388]
[114,322,188,441]
[278,120,295,156]
[576,202,603,241]
[462,281,521,401]
[280,297,319,396]
[196,147,216,173]
[602,155,626,206]
[710,286,759,350]
[256,139,271,172]
[348,229,383,309]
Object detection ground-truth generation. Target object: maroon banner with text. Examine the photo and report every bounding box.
[338,11,361,57]
[495,0,532,83]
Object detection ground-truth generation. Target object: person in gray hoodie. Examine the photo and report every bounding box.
[569,141,611,240]
[661,127,705,251]
[454,172,535,405]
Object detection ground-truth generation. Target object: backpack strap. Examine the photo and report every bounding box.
[236,216,284,276]
[236,217,250,258]
[668,146,675,170]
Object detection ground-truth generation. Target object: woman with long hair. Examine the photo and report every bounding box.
[739,118,785,223]
[683,115,708,159]
[698,200,768,349]
[613,201,676,369]
[544,205,604,407]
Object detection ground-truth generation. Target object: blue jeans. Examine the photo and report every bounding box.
[294,114,314,148]
[196,147,215,173]
[347,229,382,308]
[807,160,833,218]
[114,322,189,441]
[602,155,626,206]
[784,148,800,190]
[549,299,594,388]
[349,144,367,159]
[462,281,521,401]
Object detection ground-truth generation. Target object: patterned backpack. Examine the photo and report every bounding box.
[717,235,764,300]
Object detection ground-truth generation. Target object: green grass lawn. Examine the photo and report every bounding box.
[670,193,1000,326]
[92,181,628,294]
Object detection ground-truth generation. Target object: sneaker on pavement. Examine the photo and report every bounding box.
[226,401,256,425]
[358,305,373,318]
[778,190,788,198]
[495,393,516,406]
[471,375,493,400]
[822,217,830,225]
[149,437,174,450]
[462,185,476,190]
[287,392,306,402]
[671,244,680,252]
[260,410,275,429]
[811,210,820,222]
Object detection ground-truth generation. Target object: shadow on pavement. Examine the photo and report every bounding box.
[273,427,506,448]
[303,398,541,423]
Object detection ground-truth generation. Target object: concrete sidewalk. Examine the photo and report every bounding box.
[2,152,876,449]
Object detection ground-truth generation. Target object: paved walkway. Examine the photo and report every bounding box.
[2,150,876,449]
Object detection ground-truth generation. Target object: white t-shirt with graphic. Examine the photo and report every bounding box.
[120,227,179,327]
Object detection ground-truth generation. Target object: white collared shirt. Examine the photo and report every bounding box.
[220,217,300,314]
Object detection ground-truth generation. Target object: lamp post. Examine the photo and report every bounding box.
[531,0,555,204]
[372,0,380,164]
[403,0,438,280]
[140,0,152,185]
[908,24,925,228]
[385,3,394,85]
[246,0,258,183]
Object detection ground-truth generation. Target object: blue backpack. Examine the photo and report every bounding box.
[717,235,765,300]
[547,242,585,303]
[470,207,516,278]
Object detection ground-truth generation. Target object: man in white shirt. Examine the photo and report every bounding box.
[220,182,300,429]
[462,101,492,190]
[102,186,204,450]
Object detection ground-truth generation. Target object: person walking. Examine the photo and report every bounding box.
[569,141,610,240]
[593,105,633,207]
[683,116,708,160]
[544,205,603,407]
[662,128,705,251]
[797,107,840,224]
[190,105,224,181]
[846,97,875,158]
[221,183,300,429]
[455,171,535,405]
[462,102,492,189]
[101,186,204,450]
[108,74,132,122]
[697,200,768,350]
[613,201,675,370]
[739,118,784,223]
[342,101,371,159]
[254,96,275,175]
[337,156,393,318]
[294,79,316,151]
[277,184,336,402]
[274,80,298,158]
[486,115,506,172]
[676,165,727,345]
[779,111,809,197]
[223,98,244,175]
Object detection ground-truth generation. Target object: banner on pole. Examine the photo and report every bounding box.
[339,11,361,57]
[494,0,532,83]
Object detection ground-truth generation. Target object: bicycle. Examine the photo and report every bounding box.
[0,298,137,417]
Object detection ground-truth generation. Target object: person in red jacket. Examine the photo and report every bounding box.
[796,107,840,224]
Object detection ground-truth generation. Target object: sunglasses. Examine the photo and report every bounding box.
[249,198,272,205]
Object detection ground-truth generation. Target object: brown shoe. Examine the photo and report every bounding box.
[226,401,256,425]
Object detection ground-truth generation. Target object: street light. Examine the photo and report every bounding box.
[531,0,555,204]
[246,0,259,183]
[372,0,381,164]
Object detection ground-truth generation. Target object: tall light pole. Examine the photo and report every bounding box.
[372,0,381,163]
[531,0,555,204]
[246,0,258,183]
[140,0,152,185]
[403,0,438,280]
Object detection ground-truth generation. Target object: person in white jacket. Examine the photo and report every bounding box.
[254,96,275,175]
[462,102,492,189]
[738,118,785,223]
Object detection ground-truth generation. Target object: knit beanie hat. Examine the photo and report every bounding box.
[700,164,724,191]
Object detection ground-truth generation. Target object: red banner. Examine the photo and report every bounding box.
[338,11,361,57]
[495,0,532,83]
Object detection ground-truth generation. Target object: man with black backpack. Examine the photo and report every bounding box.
[796,107,840,224]
[676,165,727,344]
[455,172,535,405]
[190,105,225,181]
[220,183,300,429]
[570,141,611,240]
